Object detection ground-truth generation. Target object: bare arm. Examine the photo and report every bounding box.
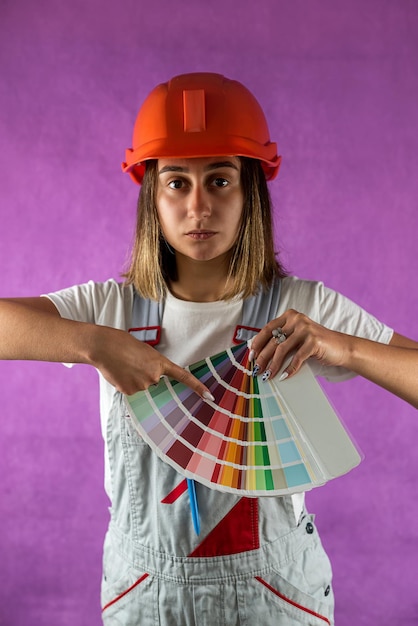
[0,297,214,399]
[250,310,418,409]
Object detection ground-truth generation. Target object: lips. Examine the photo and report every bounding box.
[186,230,216,240]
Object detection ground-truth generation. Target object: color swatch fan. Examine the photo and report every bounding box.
[125,343,362,496]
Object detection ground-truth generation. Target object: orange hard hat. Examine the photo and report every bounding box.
[122,72,281,184]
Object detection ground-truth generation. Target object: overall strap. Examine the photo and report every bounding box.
[129,278,282,346]
[128,293,165,346]
[232,277,282,343]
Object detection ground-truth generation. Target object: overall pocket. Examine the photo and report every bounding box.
[237,517,334,625]
[101,536,155,625]
[253,574,332,625]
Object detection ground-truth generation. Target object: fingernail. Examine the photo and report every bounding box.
[278,371,289,382]
[203,391,215,402]
[262,369,271,382]
[252,364,260,377]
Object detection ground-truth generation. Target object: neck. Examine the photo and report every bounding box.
[169,254,232,302]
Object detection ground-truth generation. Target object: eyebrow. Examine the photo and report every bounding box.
[158,161,240,175]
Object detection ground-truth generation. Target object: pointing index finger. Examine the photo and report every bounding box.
[164,361,215,402]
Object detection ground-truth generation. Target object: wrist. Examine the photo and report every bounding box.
[82,323,112,368]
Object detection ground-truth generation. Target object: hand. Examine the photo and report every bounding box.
[90,325,214,400]
[249,309,350,381]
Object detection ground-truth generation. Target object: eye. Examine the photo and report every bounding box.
[168,179,185,190]
[212,177,229,188]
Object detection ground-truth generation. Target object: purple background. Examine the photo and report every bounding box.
[1,1,417,624]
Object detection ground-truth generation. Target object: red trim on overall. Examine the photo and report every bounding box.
[102,573,149,613]
[255,577,331,625]
[232,325,261,344]
[161,479,188,503]
[128,325,161,346]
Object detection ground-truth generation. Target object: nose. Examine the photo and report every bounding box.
[187,184,212,219]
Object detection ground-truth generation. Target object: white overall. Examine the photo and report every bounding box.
[100,282,335,625]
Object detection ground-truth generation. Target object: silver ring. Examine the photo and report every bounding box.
[272,328,287,344]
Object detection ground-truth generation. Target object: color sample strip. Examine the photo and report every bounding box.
[141,378,313,485]
[125,342,332,495]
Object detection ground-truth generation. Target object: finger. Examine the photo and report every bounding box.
[251,336,280,373]
[250,324,284,357]
[249,314,294,359]
[256,334,299,379]
[273,341,316,381]
[164,361,215,402]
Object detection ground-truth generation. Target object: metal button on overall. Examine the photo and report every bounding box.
[325,585,331,597]
[305,522,314,534]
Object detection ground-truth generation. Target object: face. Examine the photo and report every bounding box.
[156,156,244,264]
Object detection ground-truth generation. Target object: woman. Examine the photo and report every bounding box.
[1,72,417,625]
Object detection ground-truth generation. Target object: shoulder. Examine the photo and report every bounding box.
[45,279,134,329]
[279,276,393,342]
[279,276,332,320]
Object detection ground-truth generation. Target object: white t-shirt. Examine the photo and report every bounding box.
[45,276,393,518]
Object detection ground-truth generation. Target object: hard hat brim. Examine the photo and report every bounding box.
[122,136,281,184]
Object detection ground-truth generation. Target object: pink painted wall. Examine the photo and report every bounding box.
[1,1,417,624]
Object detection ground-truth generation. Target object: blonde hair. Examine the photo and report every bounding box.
[123,158,286,300]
